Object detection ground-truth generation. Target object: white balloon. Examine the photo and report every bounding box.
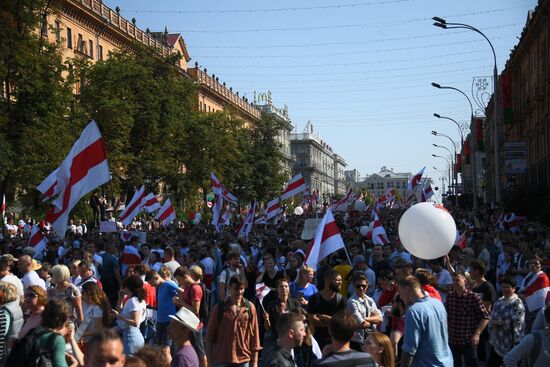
[294,206,304,216]
[398,202,456,260]
[192,217,200,225]
[354,200,366,212]
[359,225,369,236]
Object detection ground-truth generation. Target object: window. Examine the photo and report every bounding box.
[77,34,84,52]
[55,21,61,43]
[98,45,103,60]
[67,27,72,48]
[40,14,48,36]
[89,40,93,58]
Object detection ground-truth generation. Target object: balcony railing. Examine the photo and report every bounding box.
[189,68,261,119]
[75,0,172,56]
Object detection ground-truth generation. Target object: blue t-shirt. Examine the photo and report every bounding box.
[290,281,318,300]
[157,280,179,323]
[402,296,453,367]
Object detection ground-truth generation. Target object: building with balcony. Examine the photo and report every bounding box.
[357,167,412,198]
[290,121,348,199]
[39,0,260,125]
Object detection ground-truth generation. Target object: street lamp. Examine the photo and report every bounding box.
[433,113,464,144]
[432,82,478,209]
[433,143,458,206]
[433,16,500,204]
[432,154,452,189]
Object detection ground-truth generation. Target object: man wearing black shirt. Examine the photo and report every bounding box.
[470,260,496,362]
[308,269,347,349]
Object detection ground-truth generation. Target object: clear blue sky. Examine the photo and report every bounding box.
[105,0,536,181]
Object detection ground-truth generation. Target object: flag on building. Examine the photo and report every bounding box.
[305,209,345,268]
[29,224,48,259]
[45,121,110,238]
[155,199,176,226]
[119,186,147,227]
[280,173,307,201]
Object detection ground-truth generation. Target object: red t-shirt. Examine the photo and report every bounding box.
[378,285,398,307]
[143,282,157,308]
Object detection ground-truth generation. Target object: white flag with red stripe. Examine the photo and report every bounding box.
[1,194,5,222]
[305,209,345,268]
[29,224,48,259]
[237,202,257,239]
[155,199,176,226]
[141,193,162,213]
[407,167,425,192]
[45,121,110,238]
[266,197,282,221]
[331,187,353,212]
[119,186,147,227]
[421,185,434,202]
[280,174,307,201]
[372,212,389,245]
[37,167,61,203]
[520,271,550,312]
[210,172,238,204]
[256,282,271,305]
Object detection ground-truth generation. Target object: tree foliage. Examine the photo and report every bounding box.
[0,2,287,217]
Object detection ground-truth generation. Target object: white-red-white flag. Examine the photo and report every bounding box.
[332,187,353,212]
[237,202,256,239]
[280,174,307,201]
[305,209,345,268]
[211,193,224,230]
[372,212,389,245]
[141,193,162,213]
[1,194,5,221]
[265,197,282,221]
[37,167,60,203]
[29,224,48,259]
[407,167,425,192]
[119,186,147,227]
[256,282,271,305]
[45,121,110,238]
[421,185,434,202]
[155,199,176,226]
[210,172,238,204]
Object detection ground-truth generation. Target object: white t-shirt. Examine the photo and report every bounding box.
[200,257,215,275]
[1,273,24,300]
[117,296,146,329]
[21,271,46,290]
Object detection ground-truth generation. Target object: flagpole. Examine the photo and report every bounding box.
[343,245,353,266]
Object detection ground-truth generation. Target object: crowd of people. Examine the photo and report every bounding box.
[0,202,549,367]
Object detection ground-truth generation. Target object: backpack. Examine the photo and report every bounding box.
[6,327,57,367]
[197,283,210,324]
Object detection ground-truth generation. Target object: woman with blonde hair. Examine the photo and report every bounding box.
[0,282,23,342]
[363,332,396,367]
[68,260,81,285]
[75,282,112,352]
[47,264,83,322]
[289,265,317,306]
[18,285,47,338]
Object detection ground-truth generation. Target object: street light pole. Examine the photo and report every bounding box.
[433,139,458,206]
[432,82,478,209]
[432,154,452,192]
[434,113,465,197]
[433,16,500,205]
